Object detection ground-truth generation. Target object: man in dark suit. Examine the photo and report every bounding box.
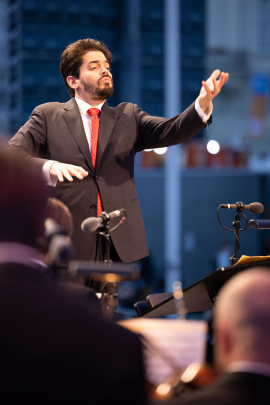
[151,268,270,405]
[6,38,229,262]
[0,151,146,404]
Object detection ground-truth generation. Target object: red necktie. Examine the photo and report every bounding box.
[87,108,103,217]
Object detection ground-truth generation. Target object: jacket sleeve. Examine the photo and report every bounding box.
[134,102,212,152]
[5,107,48,172]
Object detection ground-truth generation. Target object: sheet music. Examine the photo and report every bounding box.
[119,319,207,385]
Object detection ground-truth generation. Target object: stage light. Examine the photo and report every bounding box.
[154,147,168,155]
[181,362,201,383]
[156,382,171,396]
[207,140,220,155]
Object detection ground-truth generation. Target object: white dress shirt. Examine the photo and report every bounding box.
[227,361,270,379]
[74,98,105,151]
[43,98,105,186]
[0,242,44,269]
[42,97,212,186]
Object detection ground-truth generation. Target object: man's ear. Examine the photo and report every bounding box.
[67,76,79,90]
[222,328,231,353]
[216,326,231,354]
[213,325,232,370]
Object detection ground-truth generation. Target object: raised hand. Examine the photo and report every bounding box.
[50,162,88,182]
[198,69,229,113]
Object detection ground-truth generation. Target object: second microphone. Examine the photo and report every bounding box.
[81,209,127,233]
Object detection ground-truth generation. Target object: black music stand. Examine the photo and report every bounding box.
[134,259,270,318]
[68,260,139,318]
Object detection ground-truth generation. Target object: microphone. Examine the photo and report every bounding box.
[44,218,74,263]
[44,218,66,239]
[220,202,264,214]
[81,209,127,233]
[48,235,75,263]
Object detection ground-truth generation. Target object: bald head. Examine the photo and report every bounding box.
[214,268,270,370]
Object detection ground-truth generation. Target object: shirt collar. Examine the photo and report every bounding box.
[227,361,270,378]
[0,242,42,268]
[75,97,105,117]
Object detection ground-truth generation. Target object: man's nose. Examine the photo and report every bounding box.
[101,66,111,76]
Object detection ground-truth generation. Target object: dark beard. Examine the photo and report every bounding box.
[80,77,114,100]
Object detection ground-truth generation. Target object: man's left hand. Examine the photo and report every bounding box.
[198,70,229,113]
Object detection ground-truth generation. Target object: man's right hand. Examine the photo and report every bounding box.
[50,162,88,182]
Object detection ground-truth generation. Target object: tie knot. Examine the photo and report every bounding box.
[87,108,100,117]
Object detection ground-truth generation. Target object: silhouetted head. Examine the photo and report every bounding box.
[47,198,73,236]
[0,151,48,248]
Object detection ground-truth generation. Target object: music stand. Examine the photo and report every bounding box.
[68,260,139,317]
[134,259,270,318]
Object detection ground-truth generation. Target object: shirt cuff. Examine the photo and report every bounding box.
[195,98,213,124]
[42,160,58,187]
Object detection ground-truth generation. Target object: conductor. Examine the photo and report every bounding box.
[6,38,229,262]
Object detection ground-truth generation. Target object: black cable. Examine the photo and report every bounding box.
[217,206,248,233]
[217,206,249,264]
[234,229,240,251]
[217,206,234,232]
[109,215,126,232]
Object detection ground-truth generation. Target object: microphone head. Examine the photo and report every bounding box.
[249,202,264,214]
[44,218,66,239]
[81,217,100,233]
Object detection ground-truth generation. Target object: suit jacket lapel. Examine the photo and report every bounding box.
[96,101,119,171]
[63,98,94,174]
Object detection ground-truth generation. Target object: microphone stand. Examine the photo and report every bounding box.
[230,202,250,265]
[97,223,112,264]
[81,209,127,318]
[217,202,249,266]
[231,210,241,265]
[96,222,119,318]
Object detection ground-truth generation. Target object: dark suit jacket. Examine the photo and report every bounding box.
[6,99,210,261]
[0,260,146,404]
[150,371,270,405]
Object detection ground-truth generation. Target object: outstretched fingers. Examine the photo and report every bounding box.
[62,165,89,182]
[61,168,74,182]
[203,71,229,98]
[51,162,88,182]
[56,169,64,182]
[212,78,220,95]
[210,69,221,81]
[198,69,229,112]
[218,72,229,89]
[202,80,212,96]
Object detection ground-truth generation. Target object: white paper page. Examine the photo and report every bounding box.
[119,318,207,385]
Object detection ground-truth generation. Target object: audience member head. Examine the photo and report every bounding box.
[47,198,73,236]
[0,151,48,248]
[214,268,270,371]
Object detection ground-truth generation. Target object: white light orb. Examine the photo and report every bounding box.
[207,140,220,155]
[153,147,168,155]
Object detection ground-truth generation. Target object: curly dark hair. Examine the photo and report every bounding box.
[60,38,112,97]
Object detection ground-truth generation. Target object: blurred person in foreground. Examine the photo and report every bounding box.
[0,151,146,404]
[150,268,270,405]
[45,197,103,310]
